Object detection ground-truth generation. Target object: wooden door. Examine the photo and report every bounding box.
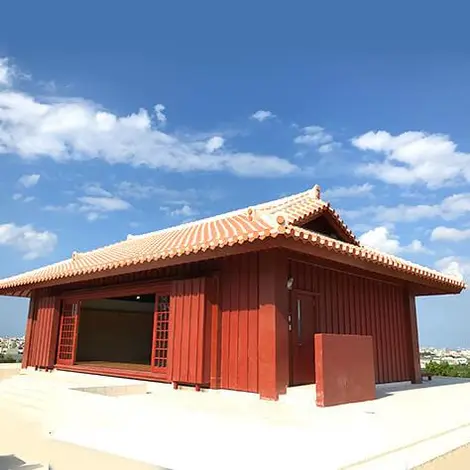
[56,300,81,366]
[290,292,317,385]
[151,294,171,375]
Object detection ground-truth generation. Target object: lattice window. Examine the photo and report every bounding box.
[153,295,170,369]
[58,303,78,362]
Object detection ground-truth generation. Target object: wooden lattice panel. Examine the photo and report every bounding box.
[152,295,170,370]
[57,302,79,365]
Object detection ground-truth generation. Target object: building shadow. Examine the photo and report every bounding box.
[0,454,44,470]
[376,376,470,399]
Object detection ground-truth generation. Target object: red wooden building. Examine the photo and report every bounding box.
[0,186,464,400]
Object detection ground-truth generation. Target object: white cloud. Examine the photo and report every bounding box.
[12,193,35,203]
[154,104,166,124]
[359,226,427,255]
[205,136,224,153]
[352,130,470,188]
[170,204,198,217]
[294,125,341,153]
[78,196,131,212]
[0,58,12,87]
[251,110,275,122]
[323,183,374,200]
[0,222,57,259]
[82,183,112,197]
[18,173,40,188]
[116,181,203,205]
[0,59,297,178]
[344,193,470,224]
[160,203,199,218]
[431,226,470,242]
[44,185,131,222]
[435,256,469,280]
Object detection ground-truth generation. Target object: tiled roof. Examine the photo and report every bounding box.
[0,185,465,293]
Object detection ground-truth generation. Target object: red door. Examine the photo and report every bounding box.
[151,294,171,375]
[56,300,81,366]
[291,292,317,385]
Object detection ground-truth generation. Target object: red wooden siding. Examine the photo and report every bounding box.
[169,278,210,385]
[23,295,60,369]
[289,260,411,384]
[220,253,259,393]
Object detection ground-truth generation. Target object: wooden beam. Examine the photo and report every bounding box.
[3,239,279,297]
[279,238,462,295]
[258,250,289,400]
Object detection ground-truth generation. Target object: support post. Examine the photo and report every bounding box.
[406,289,422,384]
[258,250,289,400]
[209,275,222,389]
[22,297,35,368]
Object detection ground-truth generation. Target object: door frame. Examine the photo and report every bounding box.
[288,289,319,386]
[56,282,173,371]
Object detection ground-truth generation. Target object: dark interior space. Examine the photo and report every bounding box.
[76,294,155,366]
[302,215,343,240]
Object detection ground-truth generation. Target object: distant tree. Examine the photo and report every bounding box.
[425,361,470,378]
[0,354,17,363]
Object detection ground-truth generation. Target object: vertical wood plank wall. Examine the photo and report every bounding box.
[289,260,411,384]
[169,277,210,385]
[23,295,60,369]
[220,253,259,393]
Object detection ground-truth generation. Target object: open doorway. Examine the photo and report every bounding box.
[75,293,156,371]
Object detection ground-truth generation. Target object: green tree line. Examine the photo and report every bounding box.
[0,354,17,363]
[425,361,470,378]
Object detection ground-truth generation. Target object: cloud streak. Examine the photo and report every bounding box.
[0,58,297,178]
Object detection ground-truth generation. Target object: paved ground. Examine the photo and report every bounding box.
[0,409,164,470]
[3,368,470,469]
[416,443,470,469]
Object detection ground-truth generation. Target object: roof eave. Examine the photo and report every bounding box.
[0,232,464,298]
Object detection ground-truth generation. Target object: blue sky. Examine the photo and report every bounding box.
[0,1,469,347]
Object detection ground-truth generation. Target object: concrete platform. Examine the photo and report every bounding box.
[1,367,470,469]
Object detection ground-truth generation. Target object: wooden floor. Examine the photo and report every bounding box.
[75,361,151,372]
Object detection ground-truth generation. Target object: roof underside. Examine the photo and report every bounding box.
[0,186,465,296]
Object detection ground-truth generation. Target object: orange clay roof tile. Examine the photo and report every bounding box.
[0,185,465,293]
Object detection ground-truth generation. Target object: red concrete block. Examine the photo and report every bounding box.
[315,333,376,407]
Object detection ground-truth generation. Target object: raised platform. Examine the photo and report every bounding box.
[76,361,151,372]
[1,367,470,469]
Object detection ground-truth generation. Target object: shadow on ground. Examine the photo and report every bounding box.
[376,376,470,399]
[0,454,44,470]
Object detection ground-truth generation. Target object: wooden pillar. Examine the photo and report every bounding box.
[208,275,222,389]
[258,250,289,400]
[406,289,422,384]
[22,296,36,368]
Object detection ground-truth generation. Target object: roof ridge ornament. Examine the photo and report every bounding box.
[311,184,321,199]
[72,251,80,261]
